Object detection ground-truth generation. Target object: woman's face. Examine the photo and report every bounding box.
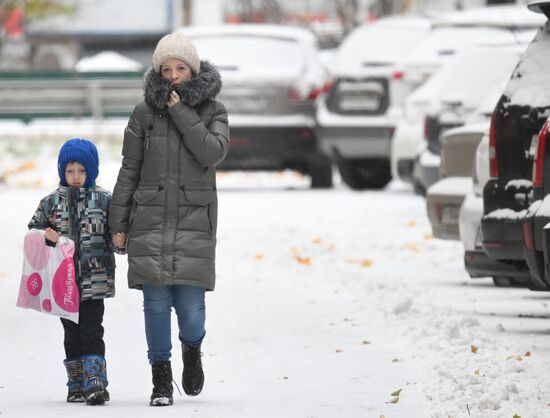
[160,58,192,86]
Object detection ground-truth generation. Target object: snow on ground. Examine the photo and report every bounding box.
[1,141,550,417]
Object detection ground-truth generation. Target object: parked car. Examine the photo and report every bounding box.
[412,43,526,193]
[481,10,550,291]
[316,15,431,189]
[459,134,530,286]
[426,122,486,240]
[427,82,503,240]
[390,5,544,187]
[523,118,550,289]
[179,24,333,188]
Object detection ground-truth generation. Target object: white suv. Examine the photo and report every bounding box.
[316,16,431,189]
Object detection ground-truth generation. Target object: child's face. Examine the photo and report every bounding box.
[65,161,86,187]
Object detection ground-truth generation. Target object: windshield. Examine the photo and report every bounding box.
[191,35,306,75]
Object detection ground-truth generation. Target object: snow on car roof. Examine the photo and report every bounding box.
[177,24,318,46]
[437,44,525,109]
[433,5,545,29]
[332,16,431,74]
[504,22,550,107]
[399,25,532,67]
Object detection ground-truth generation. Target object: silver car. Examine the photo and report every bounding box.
[179,24,333,188]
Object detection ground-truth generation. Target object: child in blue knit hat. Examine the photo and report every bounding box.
[28,138,123,405]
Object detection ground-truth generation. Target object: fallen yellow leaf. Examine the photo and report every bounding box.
[474,369,480,375]
[312,237,322,244]
[254,254,264,260]
[390,388,402,397]
[407,221,417,227]
[424,233,433,240]
[360,259,373,267]
[294,255,311,266]
[402,243,419,252]
[471,345,478,354]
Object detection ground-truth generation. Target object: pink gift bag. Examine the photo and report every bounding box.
[17,229,79,323]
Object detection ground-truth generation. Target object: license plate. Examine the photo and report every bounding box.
[223,97,268,113]
[441,206,459,225]
[339,96,380,111]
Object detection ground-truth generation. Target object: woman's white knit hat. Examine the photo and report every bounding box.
[152,32,200,74]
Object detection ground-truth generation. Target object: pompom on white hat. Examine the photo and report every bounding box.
[152,32,200,75]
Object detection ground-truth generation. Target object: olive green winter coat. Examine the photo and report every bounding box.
[109,61,229,291]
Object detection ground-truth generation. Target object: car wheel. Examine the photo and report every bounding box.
[412,179,426,196]
[492,276,513,287]
[337,158,391,190]
[308,153,333,189]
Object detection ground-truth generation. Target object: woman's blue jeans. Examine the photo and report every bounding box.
[142,284,206,364]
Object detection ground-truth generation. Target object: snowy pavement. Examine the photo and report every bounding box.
[1,151,550,417]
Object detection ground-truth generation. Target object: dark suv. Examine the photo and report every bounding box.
[482,3,550,289]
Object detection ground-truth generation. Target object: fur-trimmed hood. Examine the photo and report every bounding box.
[144,60,222,111]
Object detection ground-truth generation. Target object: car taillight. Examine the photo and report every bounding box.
[532,119,550,188]
[489,111,498,178]
[290,81,334,102]
[392,70,404,81]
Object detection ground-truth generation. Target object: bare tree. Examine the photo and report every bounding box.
[182,0,192,26]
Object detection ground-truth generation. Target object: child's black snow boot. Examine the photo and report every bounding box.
[150,360,173,406]
[182,344,204,396]
[82,355,110,405]
[63,357,85,403]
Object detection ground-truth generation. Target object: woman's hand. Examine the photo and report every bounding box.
[45,227,59,243]
[112,232,127,249]
[167,90,181,108]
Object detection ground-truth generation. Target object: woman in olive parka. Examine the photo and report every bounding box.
[109,32,229,406]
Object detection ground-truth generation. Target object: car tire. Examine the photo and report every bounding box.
[308,153,333,189]
[337,158,391,190]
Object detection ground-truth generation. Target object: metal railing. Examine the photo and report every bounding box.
[0,71,145,121]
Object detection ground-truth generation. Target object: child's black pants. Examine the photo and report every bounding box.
[60,299,105,358]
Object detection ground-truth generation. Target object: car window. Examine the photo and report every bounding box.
[192,35,306,76]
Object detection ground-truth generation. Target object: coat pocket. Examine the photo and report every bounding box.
[183,186,216,206]
[180,186,217,236]
[133,185,164,205]
[130,185,166,233]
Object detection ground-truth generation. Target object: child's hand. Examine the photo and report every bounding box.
[44,227,59,243]
[112,232,127,249]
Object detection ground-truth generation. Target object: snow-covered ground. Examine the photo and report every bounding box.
[1,142,550,417]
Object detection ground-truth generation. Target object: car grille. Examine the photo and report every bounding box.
[326,77,389,115]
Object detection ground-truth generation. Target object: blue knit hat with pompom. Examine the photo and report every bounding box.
[57,138,99,188]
